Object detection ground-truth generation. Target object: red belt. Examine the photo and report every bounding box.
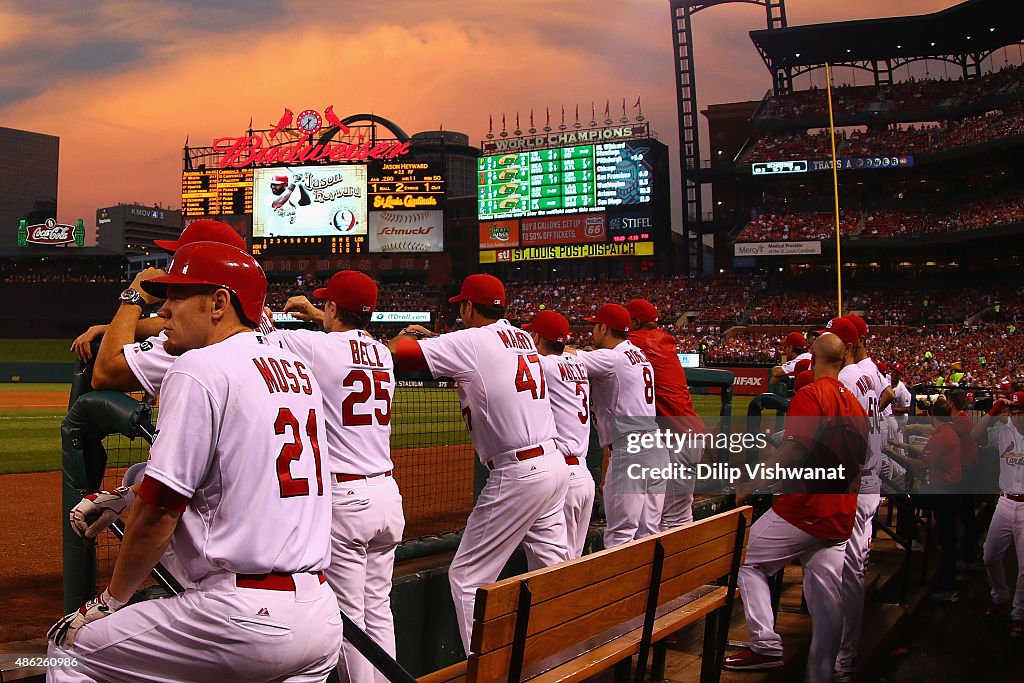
[565,456,580,466]
[336,471,393,482]
[487,445,545,470]
[236,571,326,591]
[1005,493,1024,503]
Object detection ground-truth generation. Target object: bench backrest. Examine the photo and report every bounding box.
[655,506,752,609]
[467,506,752,682]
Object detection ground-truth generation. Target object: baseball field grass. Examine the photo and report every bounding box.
[0,339,75,362]
[0,381,757,475]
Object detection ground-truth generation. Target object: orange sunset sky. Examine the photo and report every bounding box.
[1,0,966,227]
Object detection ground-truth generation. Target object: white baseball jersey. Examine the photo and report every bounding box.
[839,359,884,489]
[781,351,813,375]
[124,311,278,397]
[577,340,657,448]
[538,351,591,459]
[892,381,912,431]
[418,319,558,461]
[145,331,332,583]
[986,421,1024,494]
[276,328,394,474]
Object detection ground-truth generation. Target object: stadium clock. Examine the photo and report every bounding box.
[296,109,323,136]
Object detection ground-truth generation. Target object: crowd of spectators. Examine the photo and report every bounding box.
[0,259,123,283]
[741,104,1024,165]
[757,64,1023,121]
[265,277,443,314]
[504,274,765,325]
[738,191,1024,241]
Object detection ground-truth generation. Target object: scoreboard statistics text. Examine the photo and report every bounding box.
[478,141,653,220]
[181,169,254,217]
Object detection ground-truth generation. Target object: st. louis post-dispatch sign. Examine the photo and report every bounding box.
[480,240,653,263]
[734,241,822,257]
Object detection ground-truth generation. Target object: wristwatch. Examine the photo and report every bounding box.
[119,288,144,307]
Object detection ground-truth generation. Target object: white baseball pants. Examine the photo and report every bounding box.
[325,474,405,683]
[661,442,701,530]
[46,572,342,682]
[737,508,847,683]
[450,448,569,654]
[562,461,596,559]
[836,492,881,674]
[984,495,1024,620]
[603,434,668,548]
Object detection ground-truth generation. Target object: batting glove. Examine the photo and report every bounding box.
[48,588,125,647]
[70,486,137,539]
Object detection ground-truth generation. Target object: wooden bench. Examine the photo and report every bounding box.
[418,506,752,683]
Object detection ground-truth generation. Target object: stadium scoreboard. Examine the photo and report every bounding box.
[478,141,652,220]
[181,169,254,216]
[367,161,445,210]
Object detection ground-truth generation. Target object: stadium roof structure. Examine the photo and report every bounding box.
[750,0,1024,83]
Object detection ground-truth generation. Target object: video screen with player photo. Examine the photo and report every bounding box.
[252,165,368,238]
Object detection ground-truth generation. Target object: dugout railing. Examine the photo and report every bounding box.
[60,360,740,677]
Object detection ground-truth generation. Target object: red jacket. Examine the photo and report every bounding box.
[628,327,705,431]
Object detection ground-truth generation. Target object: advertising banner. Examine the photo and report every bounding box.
[368,210,443,252]
[710,367,770,396]
[520,214,606,246]
[734,241,822,256]
[479,220,520,249]
[480,240,653,263]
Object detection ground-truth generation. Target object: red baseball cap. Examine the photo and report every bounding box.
[891,362,906,375]
[783,331,807,349]
[792,358,811,376]
[585,303,631,333]
[816,317,859,347]
[272,174,289,184]
[793,369,815,393]
[523,310,570,344]
[843,313,869,339]
[449,274,506,307]
[625,299,659,323]
[877,360,889,375]
[313,270,377,313]
[155,219,247,253]
[1009,392,1024,411]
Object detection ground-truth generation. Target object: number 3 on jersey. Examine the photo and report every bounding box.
[275,407,324,498]
[515,354,546,399]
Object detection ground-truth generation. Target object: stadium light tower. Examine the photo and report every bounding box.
[669,0,789,274]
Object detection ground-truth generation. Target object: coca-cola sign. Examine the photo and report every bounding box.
[19,218,83,247]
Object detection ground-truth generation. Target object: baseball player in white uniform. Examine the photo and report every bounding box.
[388,274,569,654]
[971,392,1024,637]
[770,331,811,383]
[835,314,892,681]
[76,219,277,398]
[524,309,595,559]
[276,271,403,683]
[48,241,342,682]
[575,303,667,548]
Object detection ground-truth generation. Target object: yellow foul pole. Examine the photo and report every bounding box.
[825,62,842,316]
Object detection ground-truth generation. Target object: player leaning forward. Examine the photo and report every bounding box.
[47,242,342,682]
[523,309,595,559]
[389,274,569,653]
[576,303,668,548]
[279,271,404,682]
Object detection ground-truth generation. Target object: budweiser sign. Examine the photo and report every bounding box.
[18,218,83,247]
[213,135,411,169]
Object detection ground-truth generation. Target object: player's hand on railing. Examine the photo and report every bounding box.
[71,325,108,362]
[284,296,322,322]
[48,589,125,647]
[70,487,137,539]
[129,267,167,305]
[400,325,437,338]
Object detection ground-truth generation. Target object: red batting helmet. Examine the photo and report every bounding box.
[154,219,247,253]
[141,241,267,326]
